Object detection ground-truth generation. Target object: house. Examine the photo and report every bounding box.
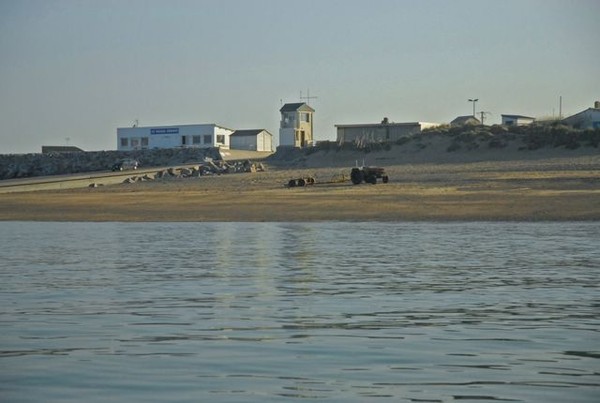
[451,115,481,126]
[335,121,439,144]
[501,114,535,126]
[562,102,600,129]
[116,124,234,151]
[279,103,315,148]
[230,129,273,152]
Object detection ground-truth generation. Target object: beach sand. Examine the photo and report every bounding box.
[1,152,598,222]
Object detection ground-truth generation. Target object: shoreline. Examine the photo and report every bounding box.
[1,154,598,222]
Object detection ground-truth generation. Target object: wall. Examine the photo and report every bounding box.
[279,127,296,147]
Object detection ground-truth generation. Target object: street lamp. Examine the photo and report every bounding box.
[468,98,478,117]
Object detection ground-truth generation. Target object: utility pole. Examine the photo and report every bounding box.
[559,96,562,119]
[468,98,478,117]
[479,111,490,125]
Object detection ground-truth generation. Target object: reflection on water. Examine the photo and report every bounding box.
[1,222,599,402]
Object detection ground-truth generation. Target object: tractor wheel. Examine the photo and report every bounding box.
[297,178,306,187]
[288,179,297,187]
[350,168,364,185]
[382,175,389,183]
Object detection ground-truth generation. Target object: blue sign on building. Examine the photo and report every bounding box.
[151,128,179,135]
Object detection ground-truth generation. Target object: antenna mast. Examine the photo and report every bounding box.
[300,88,318,105]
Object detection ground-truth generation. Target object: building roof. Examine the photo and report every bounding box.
[231,129,272,137]
[279,102,315,112]
[117,123,235,131]
[501,114,535,119]
[335,122,433,128]
[451,115,481,125]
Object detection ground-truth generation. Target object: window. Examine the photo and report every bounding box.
[204,134,212,144]
[282,112,295,128]
[120,138,128,147]
[141,137,149,147]
[192,135,201,145]
[301,112,310,123]
[181,136,187,145]
[131,138,139,148]
[216,134,225,144]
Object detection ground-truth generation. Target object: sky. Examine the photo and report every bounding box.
[1,0,599,154]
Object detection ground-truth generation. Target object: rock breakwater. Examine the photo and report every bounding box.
[0,148,222,180]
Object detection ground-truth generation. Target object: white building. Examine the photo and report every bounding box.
[117,124,234,151]
[230,129,273,152]
[501,114,535,126]
[279,103,315,148]
[335,121,439,144]
[562,102,600,129]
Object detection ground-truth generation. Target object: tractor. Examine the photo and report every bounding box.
[350,166,389,185]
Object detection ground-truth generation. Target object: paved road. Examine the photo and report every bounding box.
[0,167,163,193]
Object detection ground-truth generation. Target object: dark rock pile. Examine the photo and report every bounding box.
[122,160,265,183]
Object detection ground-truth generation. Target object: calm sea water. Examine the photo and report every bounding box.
[0,222,598,402]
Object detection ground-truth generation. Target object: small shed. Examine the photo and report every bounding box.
[501,114,535,126]
[230,129,273,152]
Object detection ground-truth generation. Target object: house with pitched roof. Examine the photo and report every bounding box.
[562,102,600,129]
[451,115,481,126]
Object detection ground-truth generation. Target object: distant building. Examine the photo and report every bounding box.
[279,103,314,148]
[450,115,481,126]
[116,124,234,151]
[335,121,439,144]
[562,101,600,129]
[41,146,84,153]
[501,114,535,126]
[230,129,273,152]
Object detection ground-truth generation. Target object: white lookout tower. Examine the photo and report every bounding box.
[279,102,315,148]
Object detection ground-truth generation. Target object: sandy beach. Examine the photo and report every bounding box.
[1,147,598,222]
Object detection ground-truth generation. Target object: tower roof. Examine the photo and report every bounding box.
[279,102,315,112]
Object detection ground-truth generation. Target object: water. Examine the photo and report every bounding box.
[1,222,598,402]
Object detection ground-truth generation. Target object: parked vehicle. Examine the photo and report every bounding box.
[350,166,389,185]
[111,159,139,171]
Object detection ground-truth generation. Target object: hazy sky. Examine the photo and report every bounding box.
[1,0,599,153]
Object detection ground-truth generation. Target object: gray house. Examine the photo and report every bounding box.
[562,102,600,129]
